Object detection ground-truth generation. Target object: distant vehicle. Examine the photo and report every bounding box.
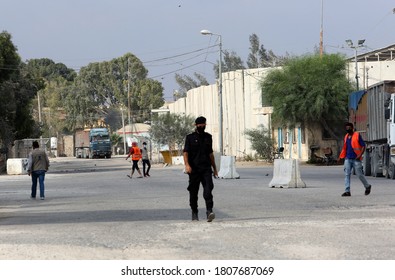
[75,128,112,159]
[349,80,395,178]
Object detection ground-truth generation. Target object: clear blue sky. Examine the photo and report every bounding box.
[1,0,394,100]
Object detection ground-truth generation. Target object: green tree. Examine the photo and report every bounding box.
[63,53,164,130]
[261,54,352,140]
[24,58,76,82]
[174,72,209,98]
[214,50,245,78]
[247,33,285,68]
[244,124,274,161]
[247,33,264,68]
[110,133,122,154]
[0,31,40,150]
[149,113,195,154]
[0,32,21,82]
[135,78,164,121]
[24,59,77,137]
[20,58,77,137]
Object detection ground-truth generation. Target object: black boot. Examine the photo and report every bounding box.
[192,211,199,221]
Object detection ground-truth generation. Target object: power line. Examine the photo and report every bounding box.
[143,45,218,64]
[0,44,221,96]
[145,49,217,67]
[149,61,207,79]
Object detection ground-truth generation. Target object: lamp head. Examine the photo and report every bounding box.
[345,39,353,47]
[200,29,212,35]
[358,39,365,46]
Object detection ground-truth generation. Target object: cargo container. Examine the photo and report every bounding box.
[349,80,395,178]
[75,130,90,158]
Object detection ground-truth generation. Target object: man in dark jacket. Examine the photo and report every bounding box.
[27,141,50,200]
[183,116,218,222]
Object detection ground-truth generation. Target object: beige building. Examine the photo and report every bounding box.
[346,44,395,90]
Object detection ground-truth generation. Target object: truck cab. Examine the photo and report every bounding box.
[383,94,395,178]
[89,128,112,158]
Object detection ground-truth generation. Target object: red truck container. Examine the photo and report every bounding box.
[74,130,90,158]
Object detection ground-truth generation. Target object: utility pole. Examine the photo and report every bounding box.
[201,29,223,155]
[120,106,127,155]
[127,57,131,125]
[346,39,365,90]
[319,0,324,57]
[37,91,42,124]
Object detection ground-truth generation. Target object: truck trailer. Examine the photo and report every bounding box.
[75,128,112,159]
[349,80,395,179]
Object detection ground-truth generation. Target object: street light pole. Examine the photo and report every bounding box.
[201,29,223,155]
[120,106,127,155]
[127,57,131,125]
[354,47,359,90]
[346,39,365,90]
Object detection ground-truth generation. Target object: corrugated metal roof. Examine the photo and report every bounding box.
[347,44,395,62]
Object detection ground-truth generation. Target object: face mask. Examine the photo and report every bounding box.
[196,126,206,133]
[346,129,353,134]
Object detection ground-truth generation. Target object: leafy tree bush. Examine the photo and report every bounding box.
[0,31,40,151]
[149,113,195,154]
[261,54,351,141]
[244,125,274,161]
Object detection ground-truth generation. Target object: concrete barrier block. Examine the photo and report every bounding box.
[269,159,306,188]
[171,156,184,165]
[7,158,29,175]
[218,155,240,179]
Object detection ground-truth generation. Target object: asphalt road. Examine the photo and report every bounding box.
[1,156,394,260]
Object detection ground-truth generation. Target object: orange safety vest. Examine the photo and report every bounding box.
[131,146,142,160]
[339,132,364,159]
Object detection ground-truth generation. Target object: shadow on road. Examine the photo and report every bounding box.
[0,208,230,225]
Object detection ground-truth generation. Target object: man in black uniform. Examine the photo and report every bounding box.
[183,116,218,222]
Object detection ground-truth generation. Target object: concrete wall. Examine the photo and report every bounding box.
[168,68,273,159]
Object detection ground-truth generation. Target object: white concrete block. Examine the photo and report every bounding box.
[218,155,240,179]
[171,156,184,165]
[269,159,306,188]
[7,158,29,175]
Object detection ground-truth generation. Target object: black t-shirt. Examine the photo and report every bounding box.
[183,131,213,171]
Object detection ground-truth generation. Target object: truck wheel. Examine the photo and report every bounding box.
[371,152,383,177]
[363,152,371,176]
[372,164,379,177]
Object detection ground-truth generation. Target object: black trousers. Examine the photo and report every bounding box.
[142,159,151,175]
[187,169,214,213]
[131,160,140,171]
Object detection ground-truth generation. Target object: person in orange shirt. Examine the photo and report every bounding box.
[338,122,371,197]
[125,142,143,178]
